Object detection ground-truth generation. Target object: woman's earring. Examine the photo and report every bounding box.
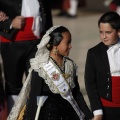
[46,44,50,48]
[53,47,58,55]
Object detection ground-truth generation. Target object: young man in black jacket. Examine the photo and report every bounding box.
[85,11,120,120]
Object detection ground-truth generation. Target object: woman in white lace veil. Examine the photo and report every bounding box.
[7,25,93,120]
[7,25,61,120]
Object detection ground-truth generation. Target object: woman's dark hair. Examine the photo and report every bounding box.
[47,26,70,50]
[98,11,120,30]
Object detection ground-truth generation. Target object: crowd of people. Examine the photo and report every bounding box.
[0,1,120,120]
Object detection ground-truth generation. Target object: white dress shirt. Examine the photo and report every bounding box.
[107,39,120,76]
[21,0,41,38]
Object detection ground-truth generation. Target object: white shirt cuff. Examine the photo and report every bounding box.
[93,109,103,116]
[10,24,12,29]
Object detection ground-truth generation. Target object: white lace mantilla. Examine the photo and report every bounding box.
[7,69,33,120]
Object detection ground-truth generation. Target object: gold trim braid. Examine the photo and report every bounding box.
[17,105,26,120]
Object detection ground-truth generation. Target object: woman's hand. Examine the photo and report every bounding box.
[0,11,9,21]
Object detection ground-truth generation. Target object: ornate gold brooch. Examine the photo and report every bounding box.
[62,73,71,79]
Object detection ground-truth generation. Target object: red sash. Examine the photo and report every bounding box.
[1,17,38,42]
[101,76,120,107]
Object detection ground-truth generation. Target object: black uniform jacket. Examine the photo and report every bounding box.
[0,0,53,40]
[85,42,112,111]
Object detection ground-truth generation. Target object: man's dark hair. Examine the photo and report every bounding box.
[98,11,120,30]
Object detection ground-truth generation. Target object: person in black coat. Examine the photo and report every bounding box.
[0,0,53,113]
[85,11,120,120]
